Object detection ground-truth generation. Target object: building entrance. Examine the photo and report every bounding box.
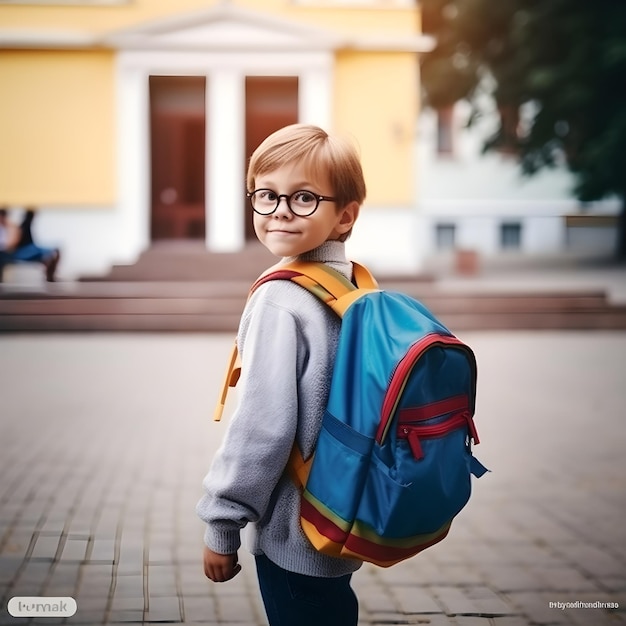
[150,75,206,240]
[244,76,299,240]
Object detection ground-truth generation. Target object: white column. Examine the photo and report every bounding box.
[206,70,245,252]
[298,58,333,128]
[116,59,151,260]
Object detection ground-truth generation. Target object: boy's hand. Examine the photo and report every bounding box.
[203,546,241,583]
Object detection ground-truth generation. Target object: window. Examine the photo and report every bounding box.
[500,222,522,250]
[436,106,454,155]
[489,105,521,155]
[436,223,456,250]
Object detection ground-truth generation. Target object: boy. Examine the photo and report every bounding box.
[196,124,366,626]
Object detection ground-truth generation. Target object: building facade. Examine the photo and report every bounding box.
[417,98,620,271]
[0,0,433,278]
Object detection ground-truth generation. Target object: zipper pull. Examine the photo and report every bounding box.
[407,429,424,460]
[463,411,480,445]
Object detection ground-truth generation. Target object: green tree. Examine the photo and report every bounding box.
[420,0,626,258]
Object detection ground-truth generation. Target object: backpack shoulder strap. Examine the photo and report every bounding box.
[251,260,379,317]
[352,261,378,289]
[212,340,241,422]
[212,261,379,422]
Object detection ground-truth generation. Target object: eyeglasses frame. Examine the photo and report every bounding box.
[246,189,338,217]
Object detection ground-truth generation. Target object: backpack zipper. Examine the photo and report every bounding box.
[398,410,478,460]
[376,333,477,445]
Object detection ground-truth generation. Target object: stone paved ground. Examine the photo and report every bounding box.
[0,331,625,625]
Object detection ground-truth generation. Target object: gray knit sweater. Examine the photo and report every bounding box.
[196,240,362,577]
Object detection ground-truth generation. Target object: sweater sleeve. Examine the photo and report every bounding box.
[196,291,304,555]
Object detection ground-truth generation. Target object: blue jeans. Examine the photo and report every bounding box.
[8,243,56,263]
[255,554,358,626]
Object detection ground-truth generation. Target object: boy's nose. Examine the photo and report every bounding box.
[273,196,292,218]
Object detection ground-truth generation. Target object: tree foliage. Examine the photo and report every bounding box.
[420,0,626,257]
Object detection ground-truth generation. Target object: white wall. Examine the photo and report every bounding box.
[346,207,422,275]
[416,100,619,261]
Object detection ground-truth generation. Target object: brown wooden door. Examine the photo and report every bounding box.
[150,76,206,240]
[244,76,299,240]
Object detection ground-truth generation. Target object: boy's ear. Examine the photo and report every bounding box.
[336,201,360,235]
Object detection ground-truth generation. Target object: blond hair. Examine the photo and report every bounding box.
[246,124,366,209]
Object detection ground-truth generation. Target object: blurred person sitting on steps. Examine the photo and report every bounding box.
[0,208,61,282]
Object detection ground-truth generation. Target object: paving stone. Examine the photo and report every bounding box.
[111,574,144,598]
[30,533,62,560]
[367,615,455,625]
[464,586,516,615]
[147,565,177,597]
[110,596,144,612]
[43,568,81,596]
[553,544,626,580]
[430,586,487,616]
[181,595,218,623]
[78,563,113,598]
[392,586,444,614]
[2,530,33,560]
[60,538,89,562]
[88,538,116,563]
[107,609,144,623]
[73,594,109,612]
[67,608,108,624]
[484,618,533,626]
[595,577,626,593]
[453,617,502,626]
[530,564,604,593]
[14,559,51,592]
[356,587,399,613]
[476,564,541,593]
[215,593,259,623]
[0,556,23,585]
[116,549,144,576]
[0,609,14,626]
[145,596,182,622]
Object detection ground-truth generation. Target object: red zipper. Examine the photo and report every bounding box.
[376,333,477,445]
[399,394,469,423]
[397,410,479,460]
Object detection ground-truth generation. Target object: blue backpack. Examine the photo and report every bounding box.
[214,261,488,567]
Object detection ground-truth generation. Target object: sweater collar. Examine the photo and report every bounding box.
[282,240,348,266]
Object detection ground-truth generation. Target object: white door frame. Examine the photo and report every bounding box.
[115,49,334,257]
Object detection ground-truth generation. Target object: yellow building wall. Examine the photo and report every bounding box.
[246,0,420,36]
[0,0,218,33]
[0,50,116,206]
[0,0,420,36]
[334,51,418,205]
[0,1,422,208]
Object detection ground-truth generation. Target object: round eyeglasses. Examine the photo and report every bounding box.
[247,189,338,217]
